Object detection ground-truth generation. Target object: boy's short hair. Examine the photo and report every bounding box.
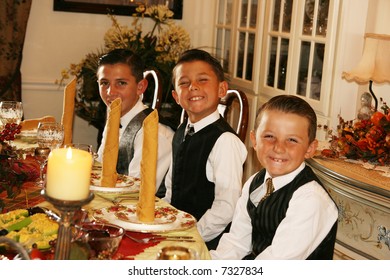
[97,49,145,82]
[255,95,317,143]
[172,49,225,85]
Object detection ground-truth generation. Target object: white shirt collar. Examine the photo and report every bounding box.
[265,162,306,191]
[120,97,147,128]
[187,110,220,133]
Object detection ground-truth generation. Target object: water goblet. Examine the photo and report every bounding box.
[36,122,64,150]
[34,147,51,188]
[0,101,23,129]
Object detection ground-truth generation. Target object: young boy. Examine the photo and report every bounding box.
[163,49,248,250]
[96,49,174,191]
[210,95,338,259]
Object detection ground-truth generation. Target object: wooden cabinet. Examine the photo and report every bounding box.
[306,158,390,260]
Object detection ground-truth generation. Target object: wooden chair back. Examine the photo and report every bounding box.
[143,69,163,110]
[180,89,249,142]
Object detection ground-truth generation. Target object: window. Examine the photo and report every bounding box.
[215,0,338,115]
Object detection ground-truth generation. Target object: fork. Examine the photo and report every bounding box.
[125,234,195,243]
[96,193,158,205]
[95,193,138,205]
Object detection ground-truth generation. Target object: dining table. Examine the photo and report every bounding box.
[0,129,211,260]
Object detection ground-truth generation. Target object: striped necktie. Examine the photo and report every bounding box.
[260,178,274,202]
[184,124,195,141]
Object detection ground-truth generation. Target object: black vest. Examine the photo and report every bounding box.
[116,108,153,175]
[245,166,338,260]
[170,117,236,219]
[170,117,236,250]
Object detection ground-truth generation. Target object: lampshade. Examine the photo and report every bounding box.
[342,33,390,85]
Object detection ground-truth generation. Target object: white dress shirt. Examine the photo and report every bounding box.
[97,98,174,190]
[164,110,248,242]
[210,162,339,260]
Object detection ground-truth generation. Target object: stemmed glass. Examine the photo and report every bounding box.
[35,122,64,187]
[36,122,64,150]
[34,147,51,188]
[0,101,23,129]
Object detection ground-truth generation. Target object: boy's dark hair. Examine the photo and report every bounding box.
[97,49,145,82]
[255,95,317,143]
[172,49,225,85]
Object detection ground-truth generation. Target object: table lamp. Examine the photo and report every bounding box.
[342,33,390,112]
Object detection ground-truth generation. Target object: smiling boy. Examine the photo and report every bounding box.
[211,95,338,259]
[96,49,174,191]
[163,49,247,250]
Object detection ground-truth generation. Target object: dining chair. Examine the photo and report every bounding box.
[180,89,249,142]
[20,116,56,131]
[143,69,162,110]
[218,89,249,142]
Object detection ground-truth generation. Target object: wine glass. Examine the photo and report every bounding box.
[34,147,51,188]
[0,101,23,129]
[36,122,64,150]
[35,122,64,187]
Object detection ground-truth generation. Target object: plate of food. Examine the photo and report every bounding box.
[0,207,59,252]
[91,205,196,233]
[89,171,140,193]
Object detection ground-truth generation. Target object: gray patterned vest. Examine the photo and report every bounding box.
[116,108,153,175]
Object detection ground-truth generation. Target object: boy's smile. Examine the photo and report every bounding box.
[250,110,317,178]
[172,60,227,123]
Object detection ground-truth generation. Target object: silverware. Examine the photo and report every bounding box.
[125,234,195,243]
[95,193,158,205]
[95,193,136,205]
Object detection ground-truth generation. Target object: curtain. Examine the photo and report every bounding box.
[0,0,32,101]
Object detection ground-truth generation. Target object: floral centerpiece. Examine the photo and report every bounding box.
[0,124,40,210]
[321,98,390,165]
[57,3,191,138]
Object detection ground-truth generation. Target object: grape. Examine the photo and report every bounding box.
[0,122,22,143]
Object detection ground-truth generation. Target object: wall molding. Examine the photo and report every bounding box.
[22,80,64,92]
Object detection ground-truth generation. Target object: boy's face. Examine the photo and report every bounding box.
[172,61,228,123]
[97,63,147,117]
[250,109,317,178]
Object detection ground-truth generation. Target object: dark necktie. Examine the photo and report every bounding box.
[184,124,195,141]
[260,178,274,203]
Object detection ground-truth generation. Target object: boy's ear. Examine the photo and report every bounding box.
[136,79,148,96]
[305,139,318,159]
[218,81,228,98]
[172,90,180,105]
[250,130,257,149]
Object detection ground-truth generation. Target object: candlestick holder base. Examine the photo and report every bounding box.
[41,189,94,260]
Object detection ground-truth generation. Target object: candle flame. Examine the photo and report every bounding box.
[66,147,73,159]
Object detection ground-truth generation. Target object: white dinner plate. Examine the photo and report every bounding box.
[90,171,140,193]
[91,205,197,233]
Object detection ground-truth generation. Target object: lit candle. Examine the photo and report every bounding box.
[46,147,92,201]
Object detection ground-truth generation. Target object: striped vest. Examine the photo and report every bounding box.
[245,166,338,259]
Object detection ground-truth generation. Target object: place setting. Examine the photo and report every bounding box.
[91,109,197,234]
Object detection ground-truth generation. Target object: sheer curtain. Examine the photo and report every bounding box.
[0,0,32,101]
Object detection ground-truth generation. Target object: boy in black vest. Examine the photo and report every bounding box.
[96,49,174,191]
[211,95,338,259]
[163,49,247,250]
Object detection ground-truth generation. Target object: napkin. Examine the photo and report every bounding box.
[20,116,56,131]
[61,77,77,145]
[136,109,158,222]
[100,98,121,188]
